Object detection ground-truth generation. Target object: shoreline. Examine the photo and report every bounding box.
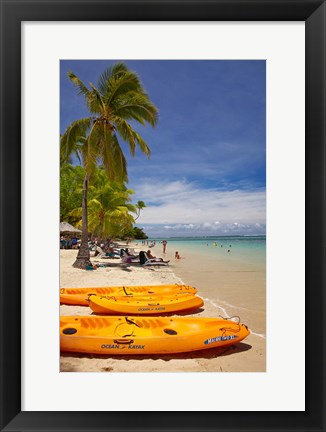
[142,241,266,335]
[60,244,266,372]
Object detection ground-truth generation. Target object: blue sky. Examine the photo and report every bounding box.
[60,60,266,237]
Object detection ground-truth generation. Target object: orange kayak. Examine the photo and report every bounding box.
[60,315,250,355]
[60,284,197,306]
[88,293,204,315]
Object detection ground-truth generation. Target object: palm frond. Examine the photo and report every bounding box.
[123,203,137,213]
[89,82,106,113]
[115,120,136,156]
[97,63,129,95]
[84,122,102,176]
[109,208,128,218]
[60,133,69,163]
[113,92,158,127]
[99,127,116,181]
[106,71,144,106]
[67,71,91,98]
[60,117,92,162]
[115,119,150,157]
[110,134,128,182]
[101,129,128,183]
[88,212,103,234]
[133,131,151,157]
[88,198,103,211]
[68,207,82,218]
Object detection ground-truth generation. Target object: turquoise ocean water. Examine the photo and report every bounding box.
[137,236,266,336]
[148,236,266,268]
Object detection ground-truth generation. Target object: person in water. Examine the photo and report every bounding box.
[175,251,181,259]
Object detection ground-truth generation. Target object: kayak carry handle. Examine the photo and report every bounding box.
[113,339,134,344]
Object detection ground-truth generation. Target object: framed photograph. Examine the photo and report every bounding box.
[1,0,325,431]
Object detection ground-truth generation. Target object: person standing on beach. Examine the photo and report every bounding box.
[162,239,167,253]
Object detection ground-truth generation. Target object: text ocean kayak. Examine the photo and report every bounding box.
[88,293,204,315]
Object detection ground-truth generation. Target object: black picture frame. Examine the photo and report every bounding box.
[0,0,325,431]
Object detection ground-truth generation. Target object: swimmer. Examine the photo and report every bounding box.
[175,251,181,259]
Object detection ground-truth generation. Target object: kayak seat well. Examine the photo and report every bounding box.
[62,328,77,335]
[164,329,178,335]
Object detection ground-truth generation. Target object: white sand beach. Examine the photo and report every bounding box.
[60,243,266,373]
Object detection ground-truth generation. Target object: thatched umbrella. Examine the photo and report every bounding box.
[60,221,82,236]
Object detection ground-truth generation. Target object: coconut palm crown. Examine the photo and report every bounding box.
[61,63,158,268]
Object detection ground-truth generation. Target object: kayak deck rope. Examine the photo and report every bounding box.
[218,315,242,335]
[114,317,141,338]
[218,315,241,324]
[123,286,133,296]
[99,295,117,302]
[125,317,141,328]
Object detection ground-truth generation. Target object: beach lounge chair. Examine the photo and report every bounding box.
[120,249,140,264]
[127,247,138,256]
[119,248,138,258]
[94,246,106,258]
[94,246,120,259]
[139,251,169,266]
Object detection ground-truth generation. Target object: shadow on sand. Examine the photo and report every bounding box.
[60,342,252,365]
[90,307,205,317]
[92,261,171,271]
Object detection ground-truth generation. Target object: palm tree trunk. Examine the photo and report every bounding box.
[72,173,92,269]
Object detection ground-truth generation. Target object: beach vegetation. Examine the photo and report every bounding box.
[60,63,158,268]
[60,163,85,225]
[70,167,137,240]
[124,226,148,240]
[60,164,149,242]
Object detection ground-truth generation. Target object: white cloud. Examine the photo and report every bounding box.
[141,221,265,237]
[135,180,265,226]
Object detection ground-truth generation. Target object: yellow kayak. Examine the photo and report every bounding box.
[60,315,250,355]
[60,284,197,306]
[88,293,204,315]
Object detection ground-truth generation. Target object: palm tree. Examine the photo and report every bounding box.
[70,168,137,240]
[134,200,146,221]
[61,63,158,268]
